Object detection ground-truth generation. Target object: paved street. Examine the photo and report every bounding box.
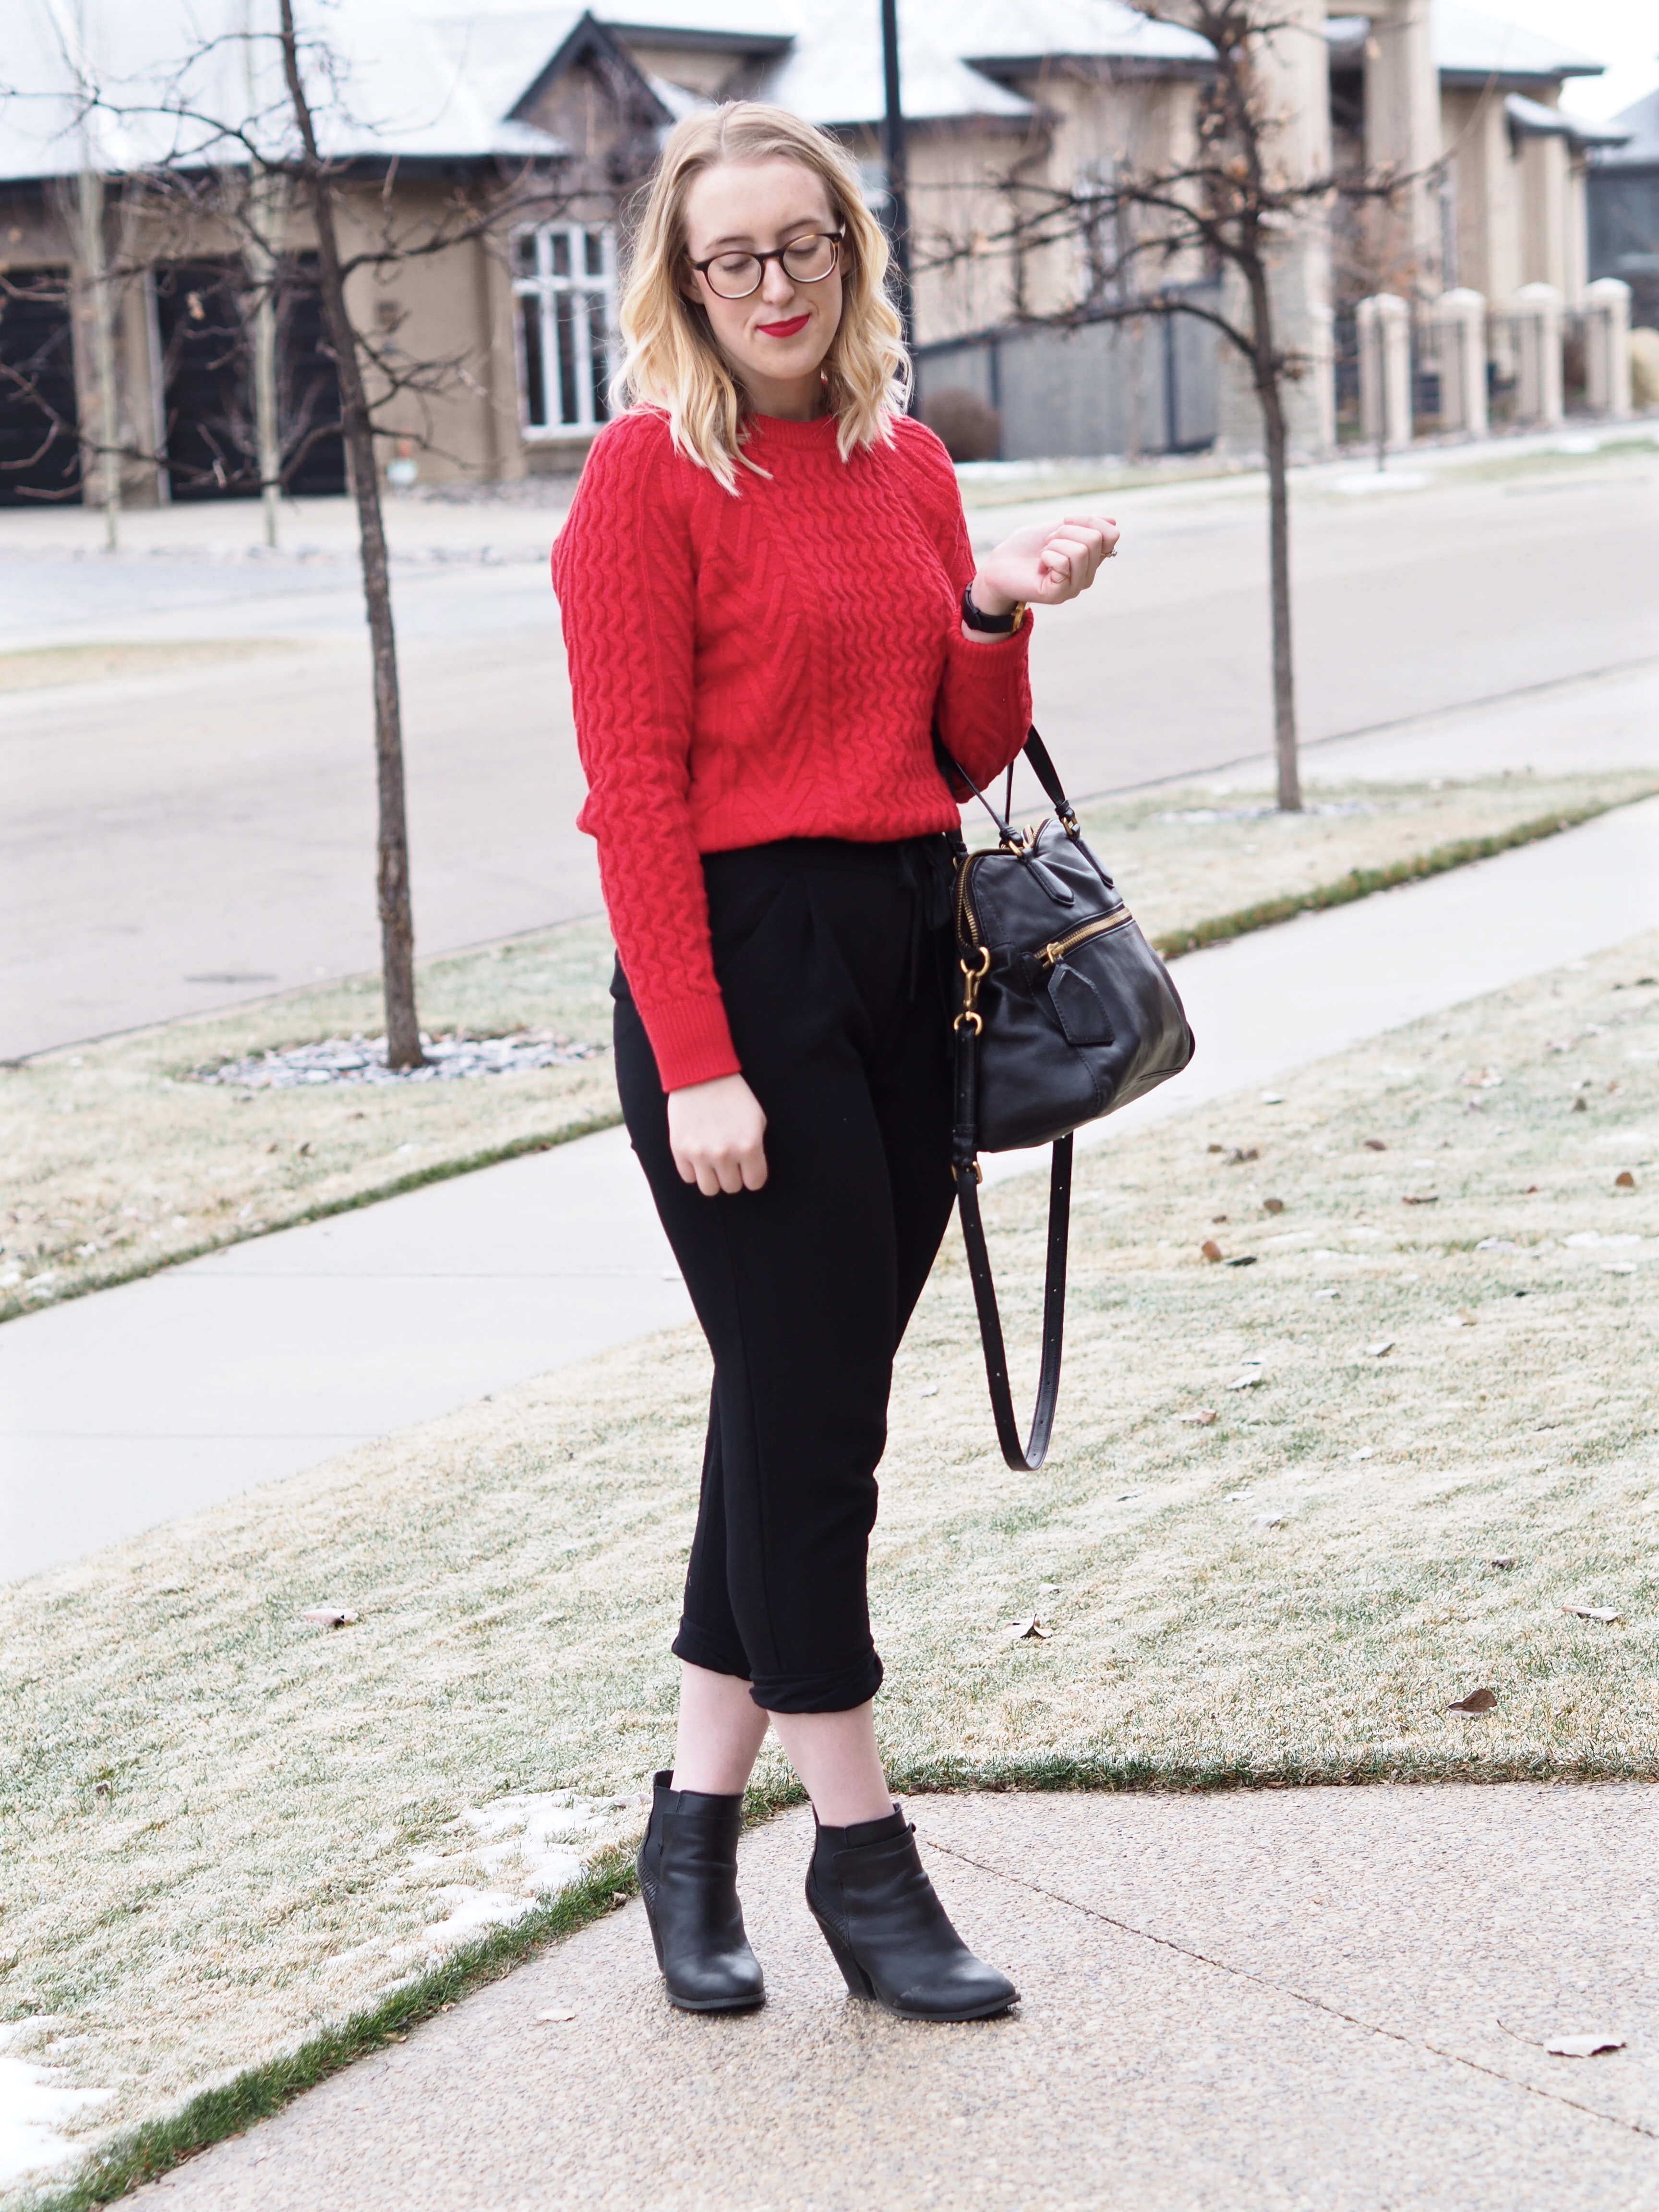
[130,1786,1659,2211]
[2,430,1655,1058]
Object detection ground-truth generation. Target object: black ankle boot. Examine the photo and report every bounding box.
[805,1806,1018,2021]
[636,1769,765,2012]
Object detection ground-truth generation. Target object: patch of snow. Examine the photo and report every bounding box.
[1332,470,1431,494]
[397,1793,622,1955]
[1565,1231,1643,1249]
[0,2026,112,2190]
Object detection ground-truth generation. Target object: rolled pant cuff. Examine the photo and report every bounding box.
[747,1650,884,1715]
[671,1623,754,1682]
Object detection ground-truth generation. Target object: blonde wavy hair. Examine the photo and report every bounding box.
[613,102,910,491]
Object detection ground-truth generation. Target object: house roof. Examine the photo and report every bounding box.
[593,0,798,51]
[758,0,1034,131]
[0,0,578,185]
[1592,83,1659,168]
[1433,1,1605,86]
[0,0,1210,189]
[1504,91,1628,149]
[755,0,1210,133]
[948,0,1214,77]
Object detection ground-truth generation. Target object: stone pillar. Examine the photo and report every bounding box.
[1214,0,1335,461]
[1431,288,1488,436]
[1363,0,1443,296]
[1358,293,1413,450]
[1511,282,1564,425]
[1582,276,1633,418]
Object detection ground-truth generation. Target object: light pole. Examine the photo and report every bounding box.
[879,0,913,347]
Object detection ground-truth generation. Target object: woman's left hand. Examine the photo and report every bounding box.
[969,514,1120,621]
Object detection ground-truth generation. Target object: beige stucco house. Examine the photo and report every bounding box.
[0,0,1622,500]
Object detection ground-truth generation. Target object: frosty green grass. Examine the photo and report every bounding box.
[3,933,1656,2205]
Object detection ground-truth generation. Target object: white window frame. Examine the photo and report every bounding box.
[512,222,617,437]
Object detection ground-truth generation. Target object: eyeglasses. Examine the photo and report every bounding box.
[689,230,844,301]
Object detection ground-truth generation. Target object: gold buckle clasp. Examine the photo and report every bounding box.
[955,944,991,1032]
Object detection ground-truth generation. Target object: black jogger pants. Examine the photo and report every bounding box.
[613,835,958,1713]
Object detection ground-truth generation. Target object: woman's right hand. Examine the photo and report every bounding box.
[667,1073,769,1196]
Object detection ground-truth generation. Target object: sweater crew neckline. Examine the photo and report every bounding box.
[745,410,843,452]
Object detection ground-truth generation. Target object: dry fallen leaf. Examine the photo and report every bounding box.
[1226,1146,1259,1165]
[1614,1170,1636,1190]
[1546,2033,1626,2058]
[1487,1556,1517,1571]
[302,1608,359,1628]
[1402,1193,1439,1206]
[1262,1197,1285,1215]
[535,2008,577,2024]
[1179,1409,1219,1426]
[1253,1513,1288,1531]
[1560,1603,1621,1624]
[1201,1238,1224,1262]
[1364,1339,1395,1358]
[1447,1687,1498,1714]
[1571,1096,1587,1114]
[1362,1138,1387,1152]
[1003,1617,1053,1643]
[1225,1254,1258,1268]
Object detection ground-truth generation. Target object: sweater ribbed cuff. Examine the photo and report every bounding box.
[638,990,743,1095]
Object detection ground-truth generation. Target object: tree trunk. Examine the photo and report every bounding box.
[1246,259,1301,812]
[244,166,282,551]
[76,160,120,550]
[278,0,423,1066]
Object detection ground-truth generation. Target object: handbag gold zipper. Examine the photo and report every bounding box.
[1036,908,1134,969]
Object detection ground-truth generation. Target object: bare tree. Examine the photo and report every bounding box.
[2,6,586,1064]
[921,0,1402,812]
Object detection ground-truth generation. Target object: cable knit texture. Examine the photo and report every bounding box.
[552,406,1032,1091]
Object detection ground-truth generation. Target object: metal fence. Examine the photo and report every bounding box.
[912,287,1221,462]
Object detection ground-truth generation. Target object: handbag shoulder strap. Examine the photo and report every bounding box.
[951,959,1071,1472]
[953,1137,1072,1474]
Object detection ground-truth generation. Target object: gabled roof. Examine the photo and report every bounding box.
[1434,0,1604,87]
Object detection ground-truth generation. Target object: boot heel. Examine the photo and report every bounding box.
[810,1904,876,1998]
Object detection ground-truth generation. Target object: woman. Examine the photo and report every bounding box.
[552,102,1118,2023]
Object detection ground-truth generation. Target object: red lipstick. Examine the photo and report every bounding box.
[756,313,810,338]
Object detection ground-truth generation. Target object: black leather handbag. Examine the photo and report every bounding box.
[943,729,1195,1471]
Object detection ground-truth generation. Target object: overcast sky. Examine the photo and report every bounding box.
[1476,0,1659,120]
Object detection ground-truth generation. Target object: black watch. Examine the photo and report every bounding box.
[961,584,1027,635]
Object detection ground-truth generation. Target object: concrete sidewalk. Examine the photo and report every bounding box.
[5,794,1658,1582]
[131,1784,1659,2211]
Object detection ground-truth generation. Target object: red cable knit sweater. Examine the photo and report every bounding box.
[551,406,1032,1091]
